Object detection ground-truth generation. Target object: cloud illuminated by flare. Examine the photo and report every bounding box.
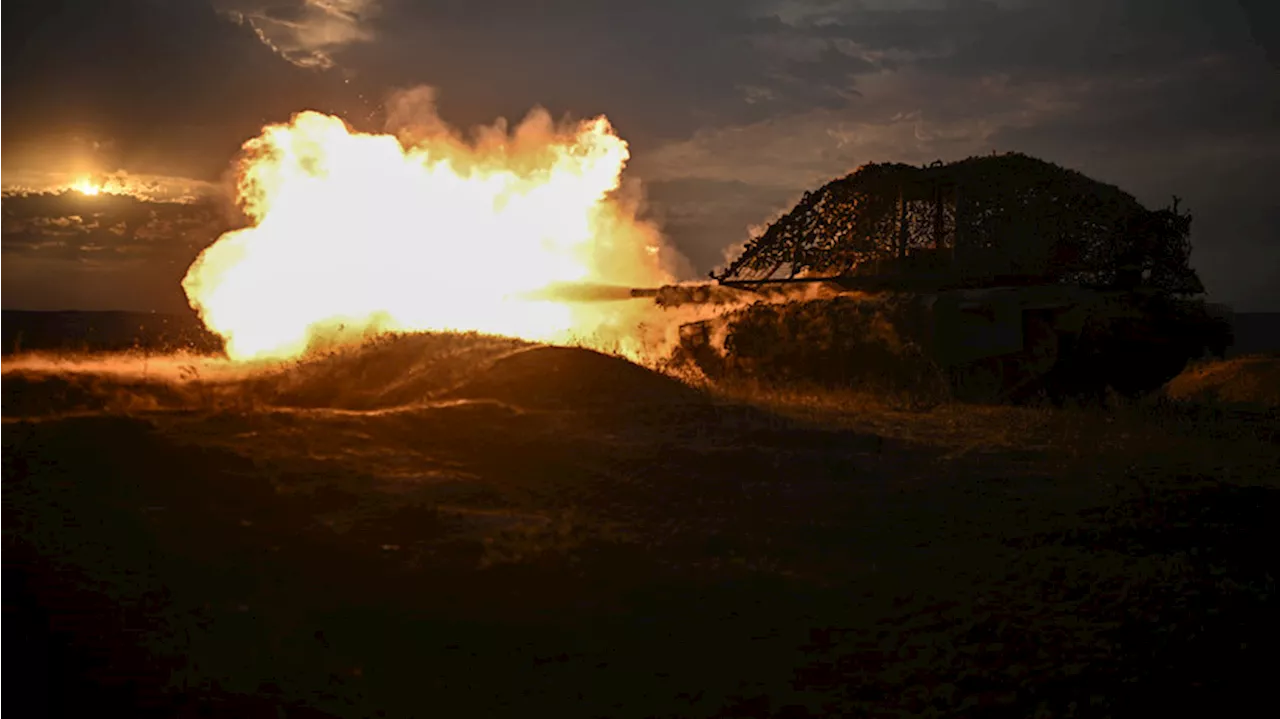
[218,0,378,68]
[182,97,679,362]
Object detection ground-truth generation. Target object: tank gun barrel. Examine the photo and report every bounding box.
[514,281,746,307]
[514,282,647,303]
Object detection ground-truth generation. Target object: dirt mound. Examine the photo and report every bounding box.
[1,370,195,417]
[1164,355,1280,410]
[446,346,706,410]
[0,336,708,416]
[246,332,529,410]
[0,333,533,416]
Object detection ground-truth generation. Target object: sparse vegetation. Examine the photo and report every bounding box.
[1166,353,1280,411]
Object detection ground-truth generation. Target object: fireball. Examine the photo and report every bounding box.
[183,96,676,362]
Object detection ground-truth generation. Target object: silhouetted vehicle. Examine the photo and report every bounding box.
[638,153,1233,402]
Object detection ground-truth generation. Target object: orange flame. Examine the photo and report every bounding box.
[183,97,677,362]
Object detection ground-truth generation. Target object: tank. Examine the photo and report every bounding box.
[644,154,1232,403]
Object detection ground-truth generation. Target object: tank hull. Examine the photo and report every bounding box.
[667,284,1231,404]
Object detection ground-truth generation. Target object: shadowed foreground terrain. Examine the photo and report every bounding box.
[4,331,1279,718]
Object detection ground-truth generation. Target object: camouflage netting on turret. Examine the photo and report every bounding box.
[715,153,1204,295]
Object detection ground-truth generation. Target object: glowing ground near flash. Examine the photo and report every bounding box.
[182,93,679,363]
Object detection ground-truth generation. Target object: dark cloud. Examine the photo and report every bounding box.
[335,0,884,145]
[1,0,360,179]
[643,179,803,274]
[217,1,381,69]
[1,191,235,311]
[801,0,1259,77]
[1237,0,1280,66]
[2,191,233,263]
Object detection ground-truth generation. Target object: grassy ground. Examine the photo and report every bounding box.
[4,339,1278,717]
[1165,354,1280,410]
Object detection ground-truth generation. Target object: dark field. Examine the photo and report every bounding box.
[4,315,1279,718]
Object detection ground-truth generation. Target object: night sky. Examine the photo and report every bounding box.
[3,0,1277,312]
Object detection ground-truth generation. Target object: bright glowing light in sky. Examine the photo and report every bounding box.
[72,177,102,196]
